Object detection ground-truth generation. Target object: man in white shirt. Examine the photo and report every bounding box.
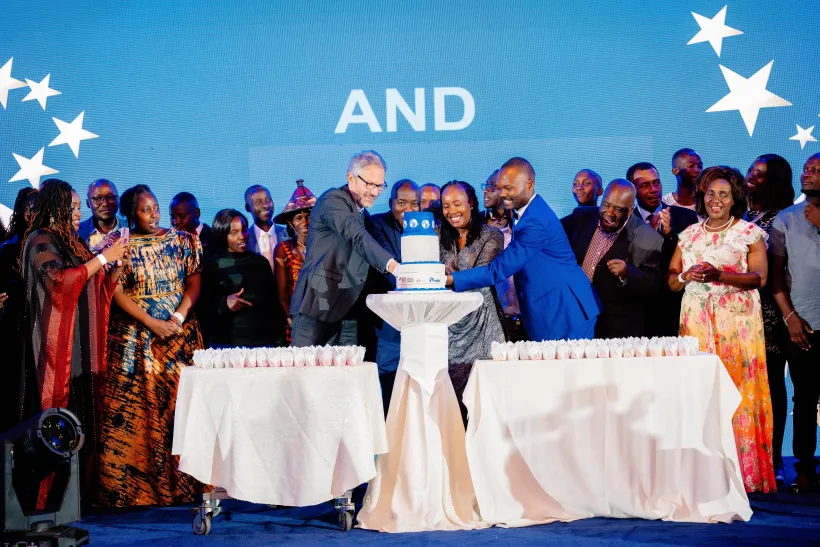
[244,185,289,271]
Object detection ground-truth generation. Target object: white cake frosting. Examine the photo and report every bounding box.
[395,212,447,291]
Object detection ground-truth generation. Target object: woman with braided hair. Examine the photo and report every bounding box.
[19,178,127,510]
[96,184,205,507]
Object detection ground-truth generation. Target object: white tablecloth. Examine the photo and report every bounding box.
[171,364,387,507]
[357,291,487,532]
[463,355,752,526]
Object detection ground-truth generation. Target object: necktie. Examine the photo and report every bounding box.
[512,210,520,223]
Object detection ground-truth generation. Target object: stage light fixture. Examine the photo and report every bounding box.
[1,408,90,547]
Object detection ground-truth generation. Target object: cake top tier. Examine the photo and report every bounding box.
[402,212,436,236]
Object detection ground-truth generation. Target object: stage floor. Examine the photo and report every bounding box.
[78,458,820,546]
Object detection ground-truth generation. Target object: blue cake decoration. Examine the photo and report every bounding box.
[402,212,436,236]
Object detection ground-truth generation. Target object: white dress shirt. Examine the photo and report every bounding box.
[513,193,537,225]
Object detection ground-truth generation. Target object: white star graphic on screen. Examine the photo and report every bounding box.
[688,5,743,57]
[0,58,28,109]
[22,74,61,110]
[0,203,12,228]
[9,148,58,188]
[49,112,99,157]
[706,61,791,136]
[789,125,817,150]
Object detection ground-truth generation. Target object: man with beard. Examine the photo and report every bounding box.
[446,157,599,341]
[290,151,400,346]
[627,162,699,336]
[244,184,289,272]
[78,178,125,249]
[562,179,663,338]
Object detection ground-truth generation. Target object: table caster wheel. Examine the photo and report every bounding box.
[338,510,353,531]
[193,509,212,535]
[211,500,222,518]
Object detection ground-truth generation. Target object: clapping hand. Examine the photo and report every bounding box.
[688,262,721,283]
[606,259,628,279]
[227,288,252,312]
[658,208,672,236]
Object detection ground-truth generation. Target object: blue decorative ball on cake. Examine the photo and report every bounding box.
[402,212,436,236]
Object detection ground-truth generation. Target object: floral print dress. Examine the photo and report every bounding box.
[678,219,775,493]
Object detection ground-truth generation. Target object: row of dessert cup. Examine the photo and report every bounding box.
[192,345,366,368]
[491,336,701,361]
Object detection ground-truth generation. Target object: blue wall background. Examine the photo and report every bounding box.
[2,1,818,454]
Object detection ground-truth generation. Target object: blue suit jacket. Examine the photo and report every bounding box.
[364,212,402,356]
[452,195,599,341]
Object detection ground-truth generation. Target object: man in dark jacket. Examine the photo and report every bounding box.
[290,150,400,346]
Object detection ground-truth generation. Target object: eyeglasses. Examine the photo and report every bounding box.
[90,195,118,204]
[357,174,388,192]
[481,183,497,192]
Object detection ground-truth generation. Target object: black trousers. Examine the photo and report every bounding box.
[290,314,358,347]
[787,331,820,475]
[766,350,788,467]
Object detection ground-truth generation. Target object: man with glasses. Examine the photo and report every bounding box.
[78,178,125,249]
[290,150,401,347]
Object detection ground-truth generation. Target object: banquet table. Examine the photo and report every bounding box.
[463,354,752,527]
[357,291,487,533]
[171,363,387,507]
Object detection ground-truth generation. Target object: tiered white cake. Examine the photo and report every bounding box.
[395,212,446,291]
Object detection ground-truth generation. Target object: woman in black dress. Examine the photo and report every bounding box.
[201,208,286,348]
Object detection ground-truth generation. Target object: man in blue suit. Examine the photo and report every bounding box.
[446,157,599,341]
[365,179,420,415]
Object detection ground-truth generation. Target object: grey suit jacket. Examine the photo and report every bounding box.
[290,185,395,323]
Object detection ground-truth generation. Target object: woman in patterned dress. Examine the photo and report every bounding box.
[96,184,205,507]
[668,166,775,493]
[439,180,506,425]
[743,154,795,480]
[273,180,316,344]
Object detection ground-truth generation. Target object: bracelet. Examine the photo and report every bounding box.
[783,311,796,324]
[172,312,185,324]
[97,253,108,267]
[677,272,687,284]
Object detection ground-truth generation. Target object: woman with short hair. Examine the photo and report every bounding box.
[668,166,775,493]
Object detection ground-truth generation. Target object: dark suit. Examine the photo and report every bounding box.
[453,195,599,341]
[364,211,403,416]
[290,185,395,346]
[197,223,213,249]
[637,204,700,336]
[562,207,664,339]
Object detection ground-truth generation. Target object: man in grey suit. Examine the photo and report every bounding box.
[290,151,401,346]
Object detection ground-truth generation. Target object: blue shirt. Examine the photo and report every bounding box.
[769,203,820,330]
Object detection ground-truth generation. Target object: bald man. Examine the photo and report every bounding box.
[561,179,663,338]
[572,169,603,207]
[447,157,599,341]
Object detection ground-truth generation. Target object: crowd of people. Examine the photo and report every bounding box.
[0,149,818,511]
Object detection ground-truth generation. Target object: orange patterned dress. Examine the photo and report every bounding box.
[276,238,304,344]
[96,229,205,507]
[678,219,775,493]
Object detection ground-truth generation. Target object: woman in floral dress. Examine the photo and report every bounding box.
[667,166,775,493]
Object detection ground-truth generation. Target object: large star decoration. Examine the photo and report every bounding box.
[0,58,27,109]
[688,5,743,57]
[706,61,791,136]
[49,112,99,157]
[9,148,58,188]
[22,73,61,110]
[789,124,817,149]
